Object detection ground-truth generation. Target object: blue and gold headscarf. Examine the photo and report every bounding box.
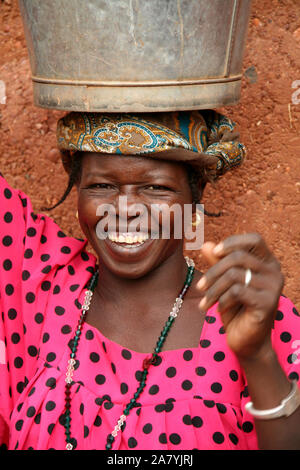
[57,110,246,177]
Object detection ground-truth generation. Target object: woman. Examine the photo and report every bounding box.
[0,110,299,450]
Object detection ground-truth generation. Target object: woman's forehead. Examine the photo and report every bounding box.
[81,152,187,178]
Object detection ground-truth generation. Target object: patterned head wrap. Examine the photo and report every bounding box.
[57,110,246,177]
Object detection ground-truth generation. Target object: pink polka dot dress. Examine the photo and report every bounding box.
[0,172,300,450]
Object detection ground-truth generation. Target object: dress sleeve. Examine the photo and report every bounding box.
[240,295,300,449]
[0,171,86,444]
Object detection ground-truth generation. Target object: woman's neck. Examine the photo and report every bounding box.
[94,252,190,315]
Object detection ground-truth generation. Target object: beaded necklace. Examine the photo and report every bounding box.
[64,256,195,450]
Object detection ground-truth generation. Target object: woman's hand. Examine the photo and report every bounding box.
[197,233,284,361]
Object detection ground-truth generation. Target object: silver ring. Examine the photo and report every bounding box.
[244,268,252,287]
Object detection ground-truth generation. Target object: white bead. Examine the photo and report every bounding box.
[112,429,118,437]
[66,443,73,450]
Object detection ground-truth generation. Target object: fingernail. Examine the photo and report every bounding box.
[199,297,207,309]
[213,243,223,255]
[198,276,206,289]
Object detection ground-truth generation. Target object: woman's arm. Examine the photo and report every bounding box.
[197,233,300,449]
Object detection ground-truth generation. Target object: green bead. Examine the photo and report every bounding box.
[106,443,112,450]
[123,409,130,416]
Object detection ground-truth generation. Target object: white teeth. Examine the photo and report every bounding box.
[107,232,149,244]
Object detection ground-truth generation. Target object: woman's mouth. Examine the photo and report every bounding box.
[106,231,150,249]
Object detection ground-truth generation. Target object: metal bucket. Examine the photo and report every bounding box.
[18,0,251,112]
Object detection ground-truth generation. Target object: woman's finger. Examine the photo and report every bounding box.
[197,250,267,292]
[198,268,268,311]
[212,233,274,262]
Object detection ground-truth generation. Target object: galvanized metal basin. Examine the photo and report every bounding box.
[18,0,251,112]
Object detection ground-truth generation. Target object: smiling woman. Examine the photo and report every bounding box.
[0,111,300,451]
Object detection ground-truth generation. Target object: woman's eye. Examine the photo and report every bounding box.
[146,185,171,191]
[88,183,114,189]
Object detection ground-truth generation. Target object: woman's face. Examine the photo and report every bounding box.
[76,153,194,278]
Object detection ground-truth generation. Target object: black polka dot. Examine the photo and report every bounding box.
[27,227,37,237]
[55,306,65,316]
[3,259,12,270]
[25,292,35,304]
[48,423,55,435]
[213,432,225,444]
[143,423,152,434]
[276,310,284,321]
[53,285,60,294]
[57,230,66,238]
[22,270,30,280]
[90,352,100,362]
[70,284,80,292]
[61,246,71,254]
[191,416,203,428]
[41,281,51,291]
[28,345,38,357]
[34,313,44,324]
[292,307,300,317]
[61,325,72,334]
[46,352,56,363]
[121,349,132,360]
[182,380,193,390]
[169,433,181,445]
[229,433,239,445]
[11,333,20,344]
[85,330,94,340]
[15,420,23,431]
[149,385,159,395]
[128,437,138,448]
[166,367,176,378]
[8,308,17,320]
[5,284,14,295]
[216,403,227,414]
[214,351,225,362]
[183,350,193,361]
[4,188,12,199]
[24,249,33,259]
[155,404,166,413]
[84,426,89,438]
[2,235,13,246]
[46,378,56,389]
[45,401,56,411]
[242,421,254,433]
[200,339,211,348]
[195,366,206,376]
[183,414,192,425]
[159,433,167,444]
[280,331,292,343]
[120,383,128,394]
[26,406,36,418]
[68,265,75,275]
[204,400,215,408]
[14,357,23,368]
[229,370,239,381]
[211,382,222,393]
[94,416,102,427]
[95,374,106,385]
[205,315,216,324]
